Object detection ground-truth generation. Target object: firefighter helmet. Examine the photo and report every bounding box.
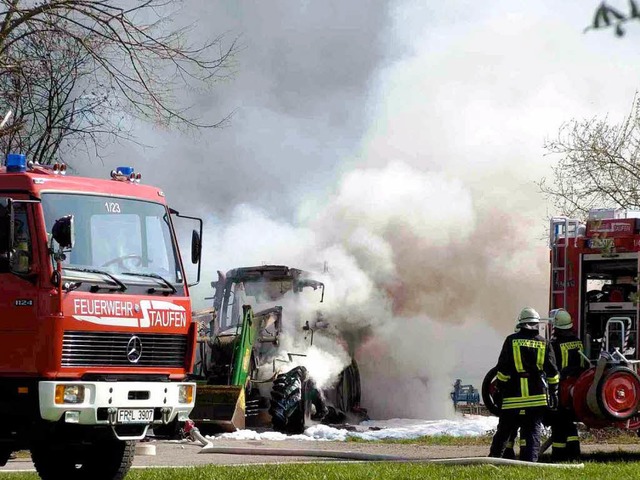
[553,309,573,330]
[516,307,540,330]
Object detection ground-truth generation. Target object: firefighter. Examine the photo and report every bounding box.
[502,324,522,461]
[489,307,559,462]
[549,309,586,462]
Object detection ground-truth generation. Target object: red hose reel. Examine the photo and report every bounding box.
[483,362,640,429]
[562,365,640,429]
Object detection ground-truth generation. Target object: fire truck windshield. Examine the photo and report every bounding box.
[42,193,182,285]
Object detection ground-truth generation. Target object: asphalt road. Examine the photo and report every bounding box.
[3,440,640,473]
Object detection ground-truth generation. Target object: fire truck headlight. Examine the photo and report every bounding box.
[178,385,194,404]
[55,384,85,404]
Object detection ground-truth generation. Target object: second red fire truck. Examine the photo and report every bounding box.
[484,208,640,432]
[547,209,640,428]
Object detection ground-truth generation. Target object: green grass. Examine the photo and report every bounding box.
[346,426,640,446]
[2,460,640,480]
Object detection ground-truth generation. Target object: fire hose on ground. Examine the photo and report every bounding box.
[183,421,584,469]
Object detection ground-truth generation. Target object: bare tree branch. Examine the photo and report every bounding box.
[0,0,237,164]
[539,95,640,218]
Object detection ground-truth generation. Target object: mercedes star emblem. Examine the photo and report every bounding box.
[126,336,142,363]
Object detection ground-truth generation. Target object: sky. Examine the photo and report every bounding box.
[75,0,640,418]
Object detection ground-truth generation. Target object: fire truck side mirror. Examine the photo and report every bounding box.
[191,229,201,264]
[51,215,75,250]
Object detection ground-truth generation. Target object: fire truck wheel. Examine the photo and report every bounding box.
[596,366,640,421]
[31,439,135,480]
[0,448,12,467]
[31,444,78,480]
[481,366,501,417]
[269,366,312,434]
[84,439,135,480]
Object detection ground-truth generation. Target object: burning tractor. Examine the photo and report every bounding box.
[483,208,640,434]
[186,265,366,434]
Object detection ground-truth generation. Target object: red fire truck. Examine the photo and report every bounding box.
[549,210,640,362]
[483,208,640,434]
[0,154,200,480]
[548,209,640,428]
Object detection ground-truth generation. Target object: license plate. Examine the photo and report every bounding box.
[117,408,154,424]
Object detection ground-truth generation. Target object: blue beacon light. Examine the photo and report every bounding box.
[6,153,26,173]
[116,166,134,176]
[110,166,141,183]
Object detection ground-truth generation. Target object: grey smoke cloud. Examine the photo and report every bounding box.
[77,0,392,218]
[75,1,640,418]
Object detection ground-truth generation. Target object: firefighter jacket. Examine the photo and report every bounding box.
[551,330,586,377]
[495,329,559,410]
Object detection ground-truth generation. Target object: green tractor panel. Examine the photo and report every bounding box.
[188,265,366,434]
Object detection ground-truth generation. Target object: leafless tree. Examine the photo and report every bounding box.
[586,1,640,37]
[539,97,640,218]
[1,27,115,164]
[0,1,237,164]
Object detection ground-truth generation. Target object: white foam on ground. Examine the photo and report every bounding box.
[206,414,498,442]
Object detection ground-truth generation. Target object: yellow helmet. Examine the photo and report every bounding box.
[552,309,573,330]
[516,307,540,330]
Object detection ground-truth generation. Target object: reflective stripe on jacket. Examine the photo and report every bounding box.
[551,331,586,375]
[496,329,559,410]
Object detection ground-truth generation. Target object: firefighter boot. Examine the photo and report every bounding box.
[503,445,516,460]
[551,444,568,462]
[566,437,580,462]
[503,430,518,460]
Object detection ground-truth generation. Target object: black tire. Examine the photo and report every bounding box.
[482,366,501,417]
[32,439,135,480]
[269,366,311,434]
[0,448,13,467]
[336,360,362,413]
[31,444,79,480]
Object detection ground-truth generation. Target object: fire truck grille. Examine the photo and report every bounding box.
[62,331,187,368]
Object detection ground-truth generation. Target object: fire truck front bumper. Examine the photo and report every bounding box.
[38,381,196,427]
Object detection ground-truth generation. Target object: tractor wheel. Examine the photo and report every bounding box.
[596,366,640,421]
[269,366,312,434]
[336,360,361,413]
[32,439,134,480]
[481,366,501,417]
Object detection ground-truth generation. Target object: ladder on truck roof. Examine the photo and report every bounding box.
[549,217,581,311]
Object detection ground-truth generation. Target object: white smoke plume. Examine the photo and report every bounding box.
[72,2,640,419]
[199,160,547,419]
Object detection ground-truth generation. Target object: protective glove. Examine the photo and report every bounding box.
[548,384,559,411]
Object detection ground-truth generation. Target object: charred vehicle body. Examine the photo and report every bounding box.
[187,265,365,434]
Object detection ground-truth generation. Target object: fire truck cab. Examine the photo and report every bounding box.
[0,154,200,480]
[550,208,640,360]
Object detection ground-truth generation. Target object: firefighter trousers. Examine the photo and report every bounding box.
[503,426,519,459]
[550,410,580,461]
[489,407,544,462]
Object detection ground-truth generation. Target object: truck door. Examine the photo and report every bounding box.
[0,197,40,372]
